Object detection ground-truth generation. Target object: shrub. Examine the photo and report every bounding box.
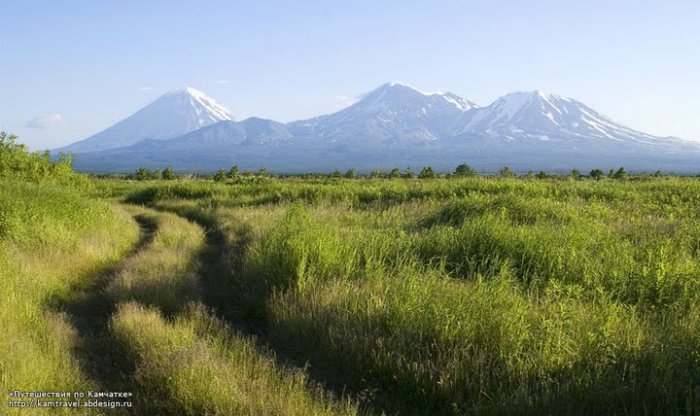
[589,168,605,180]
[0,132,89,189]
[499,166,516,177]
[613,166,627,179]
[454,163,476,177]
[135,167,155,180]
[418,166,438,179]
[213,168,227,182]
[162,166,176,180]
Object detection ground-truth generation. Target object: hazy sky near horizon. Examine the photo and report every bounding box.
[2,0,699,149]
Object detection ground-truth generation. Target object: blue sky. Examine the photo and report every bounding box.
[2,0,699,149]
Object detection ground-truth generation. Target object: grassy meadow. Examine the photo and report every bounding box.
[0,134,140,415]
[2,132,700,415]
[117,176,700,415]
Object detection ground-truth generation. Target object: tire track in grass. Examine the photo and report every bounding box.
[64,205,357,415]
[153,204,247,325]
[146,203,378,415]
[57,212,158,413]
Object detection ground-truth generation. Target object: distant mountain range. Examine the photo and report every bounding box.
[59,83,700,173]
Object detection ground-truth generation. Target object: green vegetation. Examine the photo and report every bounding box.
[2,135,700,415]
[0,133,355,415]
[0,131,90,188]
[418,166,438,179]
[106,210,205,315]
[454,163,476,177]
[161,166,176,180]
[123,175,700,415]
[107,209,355,415]
[0,133,139,415]
[112,301,355,415]
[213,168,227,182]
[499,166,516,177]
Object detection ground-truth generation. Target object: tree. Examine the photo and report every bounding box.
[370,169,387,179]
[227,165,240,179]
[499,166,515,178]
[213,168,227,182]
[418,166,438,179]
[535,170,548,179]
[589,168,604,180]
[654,170,662,177]
[404,167,414,179]
[389,168,402,178]
[612,166,627,180]
[454,163,476,177]
[569,169,581,180]
[344,168,356,179]
[0,131,17,147]
[162,166,175,180]
[135,167,154,181]
[330,169,342,178]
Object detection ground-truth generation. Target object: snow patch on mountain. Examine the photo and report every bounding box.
[58,87,233,153]
[293,83,477,143]
[455,90,677,147]
[439,92,477,111]
[164,87,233,122]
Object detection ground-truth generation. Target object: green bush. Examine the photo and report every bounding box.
[0,132,90,189]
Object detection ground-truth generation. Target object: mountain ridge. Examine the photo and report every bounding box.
[63,83,700,172]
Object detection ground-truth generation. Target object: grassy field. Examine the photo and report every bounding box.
[107,208,356,415]
[119,176,700,415]
[2,133,700,415]
[0,134,356,415]
[0,181,140,415]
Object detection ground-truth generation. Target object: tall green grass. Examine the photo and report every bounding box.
[270,271,698,414]
[133,177,700,414]
[0,180,139,415]
[110,174,700,209]
[107,207,358,415]
[111,302,356,416]
[106,210,205,315]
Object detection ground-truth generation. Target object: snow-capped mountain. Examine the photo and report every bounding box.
[59,87,233,153]
[454,90,674,146]
[290,82,478,144]
[65,82,700,173]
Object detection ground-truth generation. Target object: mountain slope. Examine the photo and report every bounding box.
[290,82,477,144]
[455,90,674,146]
[59,87,233,153]
[137,117,293,150]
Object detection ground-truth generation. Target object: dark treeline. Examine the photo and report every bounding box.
[103,162,674,181]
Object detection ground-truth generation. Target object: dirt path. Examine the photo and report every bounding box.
[156,206,387,416]
[56,213,158,414]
